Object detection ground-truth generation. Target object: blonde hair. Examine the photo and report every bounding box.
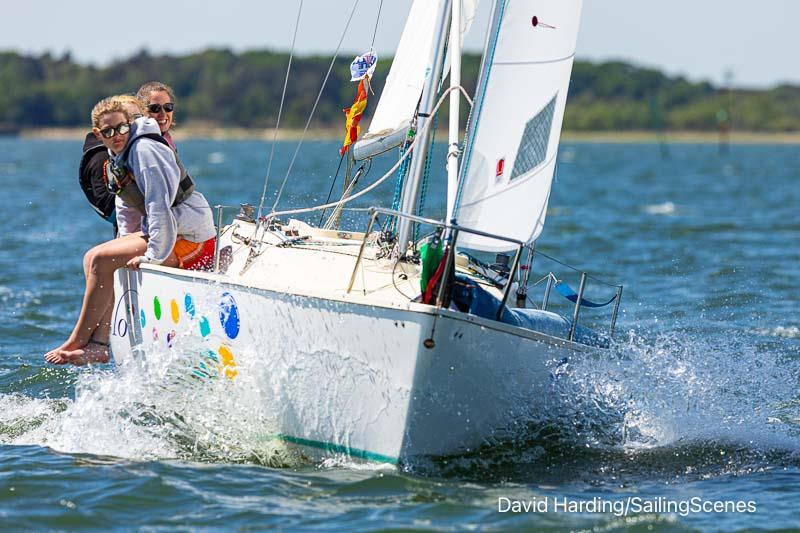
[90,97,130,128]
[113,93,147,116]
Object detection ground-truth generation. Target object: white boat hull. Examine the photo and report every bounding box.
[111,264,585,464]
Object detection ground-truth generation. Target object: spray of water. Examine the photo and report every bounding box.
[2,327,798,477]
[3,342,305,467]
[407,328,800,480]
[546,329,800,451]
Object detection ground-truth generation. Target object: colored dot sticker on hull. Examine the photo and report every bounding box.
[219,292,240,339]
[218,345,237,379]
[167,329,177,348]
[199,317,211,337]
[170,299,180,324]
[140,309,146,328]
[184,294,196,319]
[153,296,162,320]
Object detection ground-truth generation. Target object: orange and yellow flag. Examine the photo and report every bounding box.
[339,79,368,156]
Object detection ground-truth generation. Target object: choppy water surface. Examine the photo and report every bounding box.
[0,138,798,530]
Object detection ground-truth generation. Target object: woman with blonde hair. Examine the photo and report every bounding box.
[46,96,216,365]
[78,94,147,235]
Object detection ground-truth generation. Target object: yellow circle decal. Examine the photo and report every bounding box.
[218,345,238,379]
[170,299,180,324]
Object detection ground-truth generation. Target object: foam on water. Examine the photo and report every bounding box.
[406,329,800,481]
[642,201,677,215]
[2,344,303,467]
[543,329,800,452]
[751,326,800,339]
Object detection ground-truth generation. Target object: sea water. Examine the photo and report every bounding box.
[0,138,798,530]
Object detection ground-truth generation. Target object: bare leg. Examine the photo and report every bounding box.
[50,298,115,366]
[45,233,147,364]
[93,303,114,344]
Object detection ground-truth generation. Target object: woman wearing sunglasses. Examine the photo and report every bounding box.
[137,81,178,150]
[78,94,146,236]
[45,97,216,366]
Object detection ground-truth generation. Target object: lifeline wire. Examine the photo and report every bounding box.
[256,0,304,222]
[270,0,361,213]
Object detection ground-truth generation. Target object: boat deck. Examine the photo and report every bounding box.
[216,218,499,309]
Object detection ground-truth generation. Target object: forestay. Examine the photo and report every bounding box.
[353,0,478,160]
[454,0,582,251]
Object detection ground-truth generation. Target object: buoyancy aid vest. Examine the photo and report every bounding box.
[106,133,195,215]
[78,134,115,220]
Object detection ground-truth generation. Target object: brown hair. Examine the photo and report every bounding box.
[136,81,177,129]
[136,81,176,103]
[90,97,130,128]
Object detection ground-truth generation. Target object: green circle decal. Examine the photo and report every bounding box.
[153,296,162,320]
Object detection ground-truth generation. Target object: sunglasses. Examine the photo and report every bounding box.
[147,102,175,113]
[98,122,131,139]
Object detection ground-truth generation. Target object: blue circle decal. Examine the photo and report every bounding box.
[140,309,146,328]
[219,292,240,339]
[184,293,196,318]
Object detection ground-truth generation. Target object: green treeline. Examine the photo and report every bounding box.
[1,49,798,132]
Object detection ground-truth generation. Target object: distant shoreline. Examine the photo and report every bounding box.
[13,127,800,145]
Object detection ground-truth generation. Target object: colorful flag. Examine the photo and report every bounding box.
[349,50,378,81]
[339,79,368,156]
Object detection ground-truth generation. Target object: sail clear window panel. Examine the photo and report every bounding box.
[510,94,557,181]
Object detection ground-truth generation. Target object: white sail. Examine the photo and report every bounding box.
[454,0,582,251]
[353,0,478,160]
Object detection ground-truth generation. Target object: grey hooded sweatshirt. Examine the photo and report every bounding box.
[114,117,216,264]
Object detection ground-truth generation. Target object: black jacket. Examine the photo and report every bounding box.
[78,132,116,223]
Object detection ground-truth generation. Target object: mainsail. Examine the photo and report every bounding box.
[353,0,478,161]
[454,0,582,251]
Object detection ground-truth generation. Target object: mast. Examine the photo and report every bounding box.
[395,0,452,255]
[446,0,462,223]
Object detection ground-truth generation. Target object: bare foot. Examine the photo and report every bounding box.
[45,341,110,366]
[44,343,75,362]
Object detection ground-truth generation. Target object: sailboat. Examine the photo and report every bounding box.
[110,0,622,465]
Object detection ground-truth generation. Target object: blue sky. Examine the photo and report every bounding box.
[1,0,798,88]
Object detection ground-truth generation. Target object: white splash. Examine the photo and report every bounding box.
[545,330,800,451]
[4,344,301,467]
[752,326,800,339]
[208,152,226,164]
[643,201,676,215]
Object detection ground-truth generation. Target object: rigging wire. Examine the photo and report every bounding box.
[323,158,371,229]
[256,0,304,222]
[262,84,473,224]
[370,0,384,49]
[318,0,383,228]
[317,152,347,226]
[270,0,362,214]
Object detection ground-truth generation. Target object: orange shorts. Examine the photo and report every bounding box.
[173,237,216,271]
